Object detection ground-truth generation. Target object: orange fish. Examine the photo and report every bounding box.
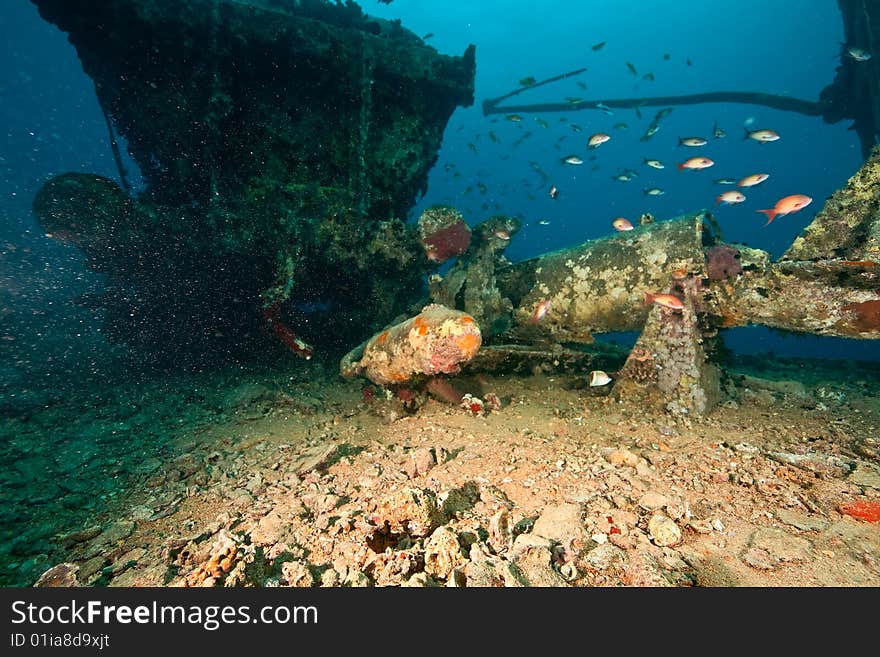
[756,194,812,226]
[588,133,611,148]
[678,156,714,170]
[716,190,745,205]
[645,292,685,312]
[530,299,552,324]
[612,217,634,231]
[738,173,769,187]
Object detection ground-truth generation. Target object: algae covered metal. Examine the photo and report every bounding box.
[30,0,476,364]
[414,151,880,415]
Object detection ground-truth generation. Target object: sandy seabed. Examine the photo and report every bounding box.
[3,356,879,588]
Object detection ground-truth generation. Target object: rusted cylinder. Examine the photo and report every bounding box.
[498,213,712,343]
[340,304,482,385]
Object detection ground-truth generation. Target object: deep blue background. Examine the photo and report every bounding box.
[1,0,878,363]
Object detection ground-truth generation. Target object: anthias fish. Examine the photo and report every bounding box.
[588,133,611,148]
[717,190,746,205]
[738,173,770,187]
[744,128,780,142]
[678,156,714,170]
[679,136,708,147]
[644,159,665,169]
[530,299,552,324]
[563,155,584,165]
[644,187,665,196]
[612,217,634,231]
[757,194,812,226]
[645,292,685,311]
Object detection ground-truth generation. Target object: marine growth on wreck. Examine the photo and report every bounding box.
[30,0,476,366]
[2,0,880,597]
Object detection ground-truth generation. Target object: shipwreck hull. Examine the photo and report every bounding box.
[31,0,475,364]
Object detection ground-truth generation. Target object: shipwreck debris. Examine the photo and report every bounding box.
[420,149,880,414]
[30,0,476,364]
[430,214,522,335]
[340,304,482,386]
[418,205,472,264]
[614,275,722,416]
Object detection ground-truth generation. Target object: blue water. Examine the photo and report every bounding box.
[0,0,877,365]
[369,0,876,362]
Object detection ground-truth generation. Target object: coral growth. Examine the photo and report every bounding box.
[460,393,485,415]
[840,299,880,332]
[705,244,743,280]
[342,304,482,386]
[839,500,880,522]
[418,206,472,263]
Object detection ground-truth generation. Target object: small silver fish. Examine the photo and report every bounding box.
[644,159,665,169]
[644,187,665,196]
[640,123,660,141]
[847,47,872,62]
